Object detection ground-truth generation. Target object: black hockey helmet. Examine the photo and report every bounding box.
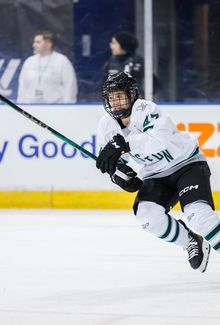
[102,72,139,119]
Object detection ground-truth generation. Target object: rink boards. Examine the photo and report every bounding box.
[0,103,220,209]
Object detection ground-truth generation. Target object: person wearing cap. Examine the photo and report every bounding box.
[103,31,161,97]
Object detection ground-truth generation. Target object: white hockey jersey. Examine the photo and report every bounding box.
[97,99,206,179]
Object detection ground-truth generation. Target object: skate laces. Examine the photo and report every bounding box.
[186,236,199,260]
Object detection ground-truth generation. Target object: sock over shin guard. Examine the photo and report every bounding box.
[136,201,189,247]
[184,201,220,252]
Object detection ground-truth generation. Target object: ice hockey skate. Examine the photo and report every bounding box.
[187,230,211,273]
[179,220,211,273]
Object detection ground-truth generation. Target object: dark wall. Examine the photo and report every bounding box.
[73,0,136,102]
[175,0,220,102]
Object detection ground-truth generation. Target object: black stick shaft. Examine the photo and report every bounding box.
[0,94,97,160]
[0,94,131,181]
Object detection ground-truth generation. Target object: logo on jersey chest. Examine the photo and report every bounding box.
[133,149,174,163]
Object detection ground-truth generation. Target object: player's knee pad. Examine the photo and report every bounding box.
[136,201,167,235]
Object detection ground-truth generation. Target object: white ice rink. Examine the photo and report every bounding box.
[0,209,220,325]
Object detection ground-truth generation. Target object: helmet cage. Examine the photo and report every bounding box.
[102,73,139,119]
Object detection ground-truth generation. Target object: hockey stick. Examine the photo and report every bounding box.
[0,94,130,180]
[0,94,96,160]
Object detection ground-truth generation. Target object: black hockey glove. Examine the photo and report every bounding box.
[111,164,143,193]
[96,134,130,175]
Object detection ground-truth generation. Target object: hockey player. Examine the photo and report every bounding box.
[96,71,220,273]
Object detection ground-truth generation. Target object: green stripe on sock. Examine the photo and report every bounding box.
[159,214,172,239]
[213,241,220,251]
[169,219,180,243]
[205,223,220,241]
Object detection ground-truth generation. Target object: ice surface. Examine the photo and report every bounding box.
[0,209,219,325]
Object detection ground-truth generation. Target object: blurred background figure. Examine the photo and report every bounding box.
[17,30,78,104]
[103,31,161,97]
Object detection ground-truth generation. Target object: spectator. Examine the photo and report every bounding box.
[103,31,160,97]
[17,30,78,103]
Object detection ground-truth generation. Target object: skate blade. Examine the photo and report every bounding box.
[199,241,211,273]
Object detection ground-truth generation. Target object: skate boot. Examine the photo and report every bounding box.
[179,220,211,273]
